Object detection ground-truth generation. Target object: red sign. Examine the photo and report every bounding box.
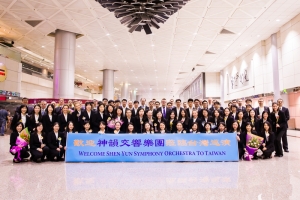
[28,98,92,104]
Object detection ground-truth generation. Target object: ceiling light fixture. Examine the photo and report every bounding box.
[41,46,45,48]
[77,45,81,47]
[276,19,280,21]
[106,33,110,36]
[96,0,190,34]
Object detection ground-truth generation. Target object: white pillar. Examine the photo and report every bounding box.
[132,90,137,101]
[53,29,76,99]
[103,69,114,100]
[136,95,141,102]
[271,33,281,101]
[220,70,224,106]
[121,83,129,100]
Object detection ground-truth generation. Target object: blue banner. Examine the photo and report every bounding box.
[65,133,239,162]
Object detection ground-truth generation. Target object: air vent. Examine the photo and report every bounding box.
[179,72,187,74]
[220,29,235,34]
[25,20,43,27]
[196,64,204,66]
[205,51,215,54]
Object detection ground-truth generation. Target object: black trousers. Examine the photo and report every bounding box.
[30,146,50,161]
[11,147,30,160]
[238,147,244,159]
[282,129,288,150]
[275,129,285,156]
[262,149,273,158]
[49,147,65,160]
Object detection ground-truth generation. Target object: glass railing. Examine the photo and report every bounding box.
[0,43,21,62]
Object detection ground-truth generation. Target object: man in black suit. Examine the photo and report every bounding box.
[255,98,270,118]
[157,98,171,120]
[131,101,140,118]
[15,97,34,115]
[210,101,224,117]
[71,102,83,132]
[237,99,246,112]
[172,99,184,120]
[54,98,65,115]
[243,104,252,120]
[148,100,157,118]
[278,98,290,152]
[139,98,149,111]
[186,98,194,118]
[121,99,128,118]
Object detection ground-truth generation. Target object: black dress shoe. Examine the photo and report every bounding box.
[284,149,289,153]
[279,155,283,157]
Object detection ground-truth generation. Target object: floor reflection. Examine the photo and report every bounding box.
[65,162,239,190]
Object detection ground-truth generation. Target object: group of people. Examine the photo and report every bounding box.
[8,96,290,163]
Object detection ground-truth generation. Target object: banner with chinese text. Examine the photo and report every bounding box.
[65,133,239,162]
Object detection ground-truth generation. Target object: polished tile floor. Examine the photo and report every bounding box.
[1,131,300,200]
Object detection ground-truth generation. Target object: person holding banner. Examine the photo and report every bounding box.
[189,122,200,133]
[126,122,135,134]
[98,121,106,134]
[175,122,186,134]
[270,102,286,157]
[80,121,92,134]
[47,122,65,161]
[29,123,49,163]
[202,122,212,134]
[158,122,169,134]
[230,120,246,159]
[260,121,275,159]
[143,122,153,134]
[10,122,30,163]
[112,121,123,134]
[218,122,227,133]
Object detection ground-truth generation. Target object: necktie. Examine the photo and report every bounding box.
[163,107,166,118]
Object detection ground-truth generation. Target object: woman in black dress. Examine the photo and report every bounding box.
[260,121,275,159]
[42,104,57,135]
[29,104,43,133]
[10,105,30,131]
[30,123,49,162]
[230,120,246,159]
[178,109,189,132]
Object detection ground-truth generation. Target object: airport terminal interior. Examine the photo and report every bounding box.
[1,0,300,199]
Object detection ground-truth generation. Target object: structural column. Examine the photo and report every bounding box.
[53,29,76,99]
[219,70,225,106]
[132,90,137,101]
[136,95,141,102]
[102,69,114,100]
[121,83,129,100]
[271,33,281,101]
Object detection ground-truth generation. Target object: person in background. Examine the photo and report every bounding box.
[121,99,128,118]
[155,101,160,110]
[277,98,290,153]
[10,122,30,163]
[0,105,8,136]
[54,98,65,115]
[194,99,201,111]
[183,102,187,110]
[30,123,49,163]
[237,99,245,112]
[15,97,33,115]
[71,102,83,132]
[223,108,233,132]
[186,98,194,118]
[47,122,65,161]
[231,104,238,120]
[255,98,270,119]
[140,98,149,110]
[40,100,47,116]
[102,98,108,108]
[68,100,74,110]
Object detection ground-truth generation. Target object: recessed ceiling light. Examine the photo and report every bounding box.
[124,60,127,62]
[84,70,86,72]
[193,33,197,35]
[156,77,158,78]
[238,33,241,35]
[154,70,157,71]
[42,46,45,48]
[116,77,118,78]
[150,88,152,90]
[164,88,166,90]
[95,60,98,62]
[77,45,81,47]
[96,77,98,78]
[276,19,280,21]
[114,45,117,47]
[154,60,156,62]
[257,35,260,37]
[135,77,137,78]
[151,44,154,47]
[106,33,110,36]
[131,70,133,71]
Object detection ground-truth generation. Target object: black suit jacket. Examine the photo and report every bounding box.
[47,131,65,149]
[131,108,140,118]
[188,118,202,132]
[54,106,63,115]
[134,116,146,133]
[254,106,270,116]
[270,110,287,132]
[185,108,194,118]
[153,118,167,132]
[57,113,72,132]
[238,106,246,112]
[139,105,149,111]
[261,132,275,152]
[30,132,47,150]
[79,110,95,132]
[156,107,171,120]
[10,113,30,131]
[172,107,184,120]
[224,116,233,131]
[28,114,43,132]
[121,117,134,133]
[281,107,290,127]
[42,114,58,134]
[166,119,177,133]
[71,110,83,132]
[91,112,107,133]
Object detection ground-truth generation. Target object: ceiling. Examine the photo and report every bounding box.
[0,0,300,99]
